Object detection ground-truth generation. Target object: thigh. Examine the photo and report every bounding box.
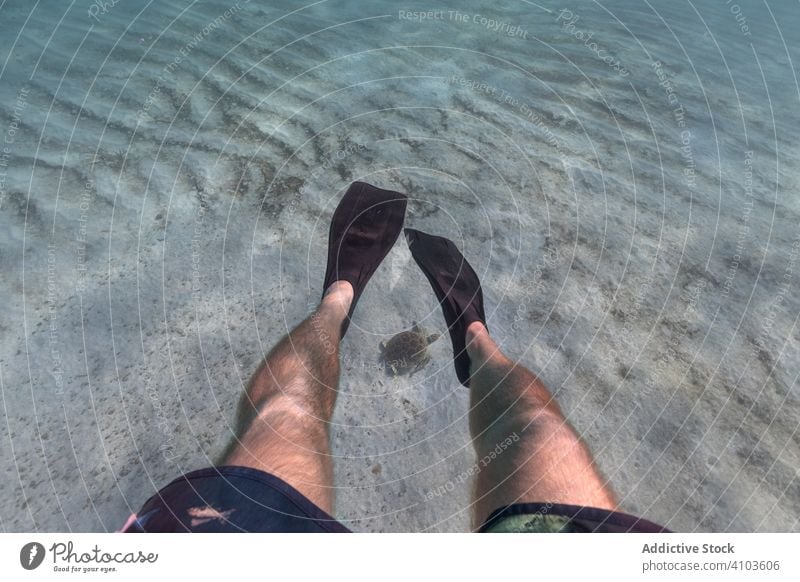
[472,416,618,526]
[223,400,334,512]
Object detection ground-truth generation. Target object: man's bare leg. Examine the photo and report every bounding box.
[466,320,618,528]
[222,281,353,514]
[403,228,618,528]
[221,182,407,515]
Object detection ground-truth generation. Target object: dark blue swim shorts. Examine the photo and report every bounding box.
[120,465,668,533]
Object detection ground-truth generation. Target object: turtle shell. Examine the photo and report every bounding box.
[381,329,430,374]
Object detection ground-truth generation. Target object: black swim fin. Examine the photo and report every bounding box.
[404,228,487,387]
[322,182,408,338]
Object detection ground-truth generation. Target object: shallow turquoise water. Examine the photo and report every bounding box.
[0,1,798,532]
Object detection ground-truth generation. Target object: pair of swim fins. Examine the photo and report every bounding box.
[321,181,486,387]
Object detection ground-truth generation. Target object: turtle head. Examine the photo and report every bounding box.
[427,333,440,344]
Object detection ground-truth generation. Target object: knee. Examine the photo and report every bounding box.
[473,402,564,448]
[243,401,329,450]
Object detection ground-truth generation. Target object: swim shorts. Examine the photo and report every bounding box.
[120,466,349,532]
[479,502,670,533]
[120,466,668,533]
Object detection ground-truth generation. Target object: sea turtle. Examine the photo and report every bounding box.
[379,322,440,377]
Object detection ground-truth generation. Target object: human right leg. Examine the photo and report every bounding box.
[404,228,617,528]
[466,321,618,528]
